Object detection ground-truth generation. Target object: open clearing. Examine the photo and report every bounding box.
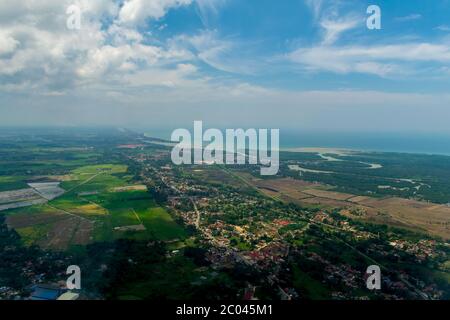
[350,196,450,239]
[189,167,255,192]
[114,224,146,231]
[0,181,65,211]
[0,188,47,211]
[240,176,326,201]
[5,204,94,250]
[28,182,65,200]
[0,188,40,204]
[301,189,355,201]
[85,190,186,241]
[112,185,147,192]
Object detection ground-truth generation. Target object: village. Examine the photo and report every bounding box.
[130,148,448,300]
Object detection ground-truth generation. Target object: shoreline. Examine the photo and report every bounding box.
[281,146,450,157]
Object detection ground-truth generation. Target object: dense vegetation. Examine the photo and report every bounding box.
[281,151,450,203]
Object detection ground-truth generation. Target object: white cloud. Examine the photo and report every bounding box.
[395,14,422,22]
[0,30,19,55]
[189,31,234,72]
[304,0,362,45]
[118,0,193,26]
[304,0,323,20]
[173,30,261,74]
[436,25,450,32]
[320,15,360,45]
[123,63,199,88]
[196,0,227,27]
[293,2,450,78]
[0,0,198,94]
[289,43,450,76]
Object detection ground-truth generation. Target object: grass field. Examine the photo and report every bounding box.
[291,265,331,300]
[16,224,53,246]
[60,164,128,192]
[58,164,187,244]
[84,190,187,242]
[0,176,29,192]
[112,256,206,300]
[188,166,255,193]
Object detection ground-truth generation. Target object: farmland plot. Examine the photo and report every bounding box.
[0,188,47,211]
[28,182,65,200]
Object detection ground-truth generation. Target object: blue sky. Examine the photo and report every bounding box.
[158,0,450,92]
[1,0,450,132]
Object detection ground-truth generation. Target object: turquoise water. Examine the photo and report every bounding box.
[280,131,450,156]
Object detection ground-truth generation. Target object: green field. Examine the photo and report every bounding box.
[111,256,208,300]
[84,190,187,241]
[4,163,187,249]
[60,164,128,192]
[291,265,331,300]
[16,224,53,246]
[0,176,29,192]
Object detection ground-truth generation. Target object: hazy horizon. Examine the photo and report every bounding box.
[3,125,450,156]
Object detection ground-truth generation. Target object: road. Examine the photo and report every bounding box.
[190,197,201,229]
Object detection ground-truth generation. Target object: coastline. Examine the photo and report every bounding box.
[281,146,450,157]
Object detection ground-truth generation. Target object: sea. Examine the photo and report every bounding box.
[279,131,450,156]
[142,128,450,157]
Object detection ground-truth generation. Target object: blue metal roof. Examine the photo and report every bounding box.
[30,286,62,300]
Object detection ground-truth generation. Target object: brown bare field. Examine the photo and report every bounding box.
[6,211,67,228]
[114,224,146,232]
[190,167,254,190]
[339,207,423,232]
[354,197,450,239]
[44,175,74,181]
[0,188,41,205]
[71,219,94,245]
[112,185,147,192]
[72,203,108,216]
[39,216,94,250]
[7,206,94,250]
[300,197,352,208]
[254,177,320,190]
[301,189,355,201]
[250,178,323,201]
[348,196,372,203]
[43,217,80,250]
[242,177,450,240]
